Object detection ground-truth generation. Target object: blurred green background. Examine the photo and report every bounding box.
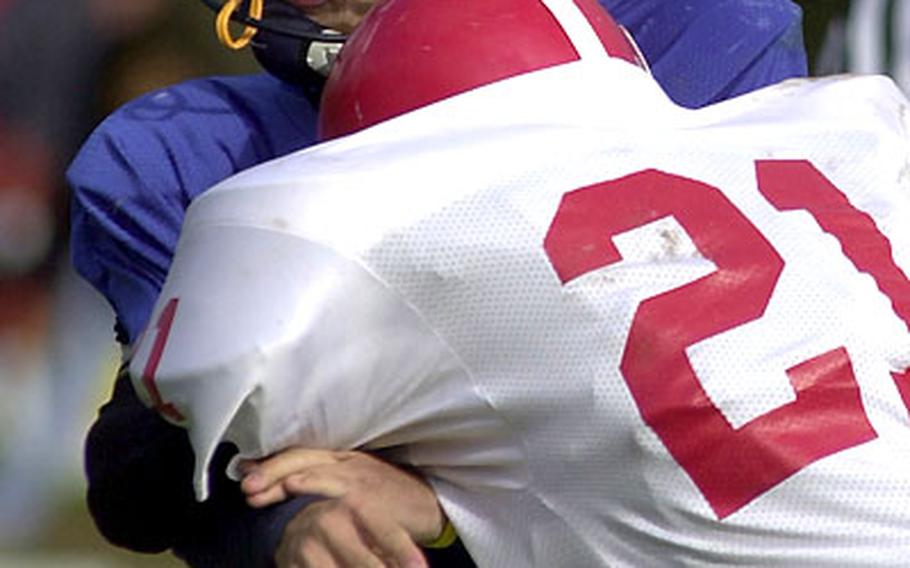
[0,0,892,566]
[0,1,256,565]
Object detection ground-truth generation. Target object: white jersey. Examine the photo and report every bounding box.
[130,55,910,565]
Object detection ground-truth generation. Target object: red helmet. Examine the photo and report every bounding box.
[318,0,646,140]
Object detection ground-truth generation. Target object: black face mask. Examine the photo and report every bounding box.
[199,0,347,103]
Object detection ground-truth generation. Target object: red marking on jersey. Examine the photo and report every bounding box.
[892,370,910,413]
[140,298,185,422]
[545,167,877,519]
[757,160,910,330]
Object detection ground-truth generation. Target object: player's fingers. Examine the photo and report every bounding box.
[354,505,428,568]
[245,482,291,508]
[242,448,348,495]
[319,506,390,568]
[278,537,339,568]
[281,468,351,499]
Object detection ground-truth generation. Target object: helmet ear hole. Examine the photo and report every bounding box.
[318,0,647,140]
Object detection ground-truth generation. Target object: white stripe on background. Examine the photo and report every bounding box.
[848,0,886,73]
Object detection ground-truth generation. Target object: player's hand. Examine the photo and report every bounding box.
[239,448,446,568]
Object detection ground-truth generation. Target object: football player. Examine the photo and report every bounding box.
[67,0,809,566]
[134,0,910,565]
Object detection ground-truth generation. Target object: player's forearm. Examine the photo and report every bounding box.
[85,364,197,552]
[85,364,314,565]
[172,492,321,568]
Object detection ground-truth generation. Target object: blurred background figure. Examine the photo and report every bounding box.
[0,0,164,550]
[806,0,910,93]
[0,0,254,564]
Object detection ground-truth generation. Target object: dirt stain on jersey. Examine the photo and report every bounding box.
[659,227,683,258]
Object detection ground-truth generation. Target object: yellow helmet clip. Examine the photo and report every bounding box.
[215,0,264,50]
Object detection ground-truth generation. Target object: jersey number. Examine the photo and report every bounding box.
[544,160,910,518]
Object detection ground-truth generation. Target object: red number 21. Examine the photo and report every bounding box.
[544,161,910,519]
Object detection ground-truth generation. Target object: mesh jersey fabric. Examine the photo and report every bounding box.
[131,44,910,568]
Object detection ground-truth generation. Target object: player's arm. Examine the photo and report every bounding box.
[69,79,323,566]
[84,363,321,565]
[605,0,808,107]
[239,448,449,568]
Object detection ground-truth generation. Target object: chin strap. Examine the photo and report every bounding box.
[216,0,264,49]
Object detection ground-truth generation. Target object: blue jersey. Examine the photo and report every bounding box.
[68,0,806,345]
[610,0,806,105]
[68,74,319,343]
[68,2,808,565]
